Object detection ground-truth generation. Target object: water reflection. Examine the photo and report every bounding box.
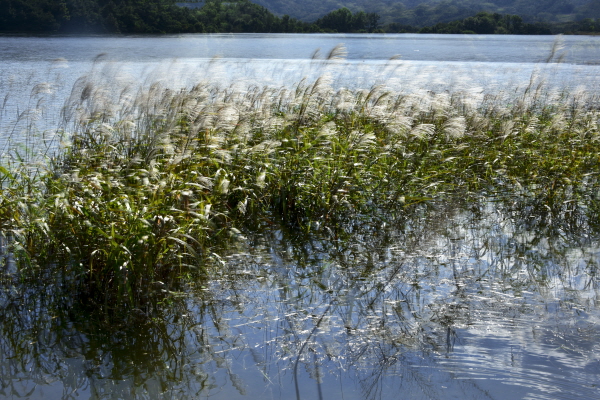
[1,195,599,399]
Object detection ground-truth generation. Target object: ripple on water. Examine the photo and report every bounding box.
[437,304,600,400]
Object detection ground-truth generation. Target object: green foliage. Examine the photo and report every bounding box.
[3,61,600,309]
[1,0,598,34]
[0,0,317,33]
[0,0,69,32]
[252,0,596,27]
[419,12,552,34]
[191,0,316,33]
[314,8,380,33]
[552,17,600,33]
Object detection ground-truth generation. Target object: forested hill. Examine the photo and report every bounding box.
[0,0,316,33]
[1,0,599,34]
[252,0,600,26]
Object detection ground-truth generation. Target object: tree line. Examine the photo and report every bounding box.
[0,0,317,33]
[0,0,598,34]
[417,12,553,34]
[251,0,600,30]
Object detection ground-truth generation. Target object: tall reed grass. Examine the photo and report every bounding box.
[2,55,600,309]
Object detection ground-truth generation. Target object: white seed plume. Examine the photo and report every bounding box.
[443,116,467,139]
[410,124,435,139]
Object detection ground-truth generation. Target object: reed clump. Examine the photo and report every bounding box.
[2,70,600,308]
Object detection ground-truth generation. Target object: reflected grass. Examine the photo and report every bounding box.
[0,193,598,399]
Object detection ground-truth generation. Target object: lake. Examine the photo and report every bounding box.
[1,33,599,400]
[2,33,600,146]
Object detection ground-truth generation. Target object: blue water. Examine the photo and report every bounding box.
[1,33,599,63]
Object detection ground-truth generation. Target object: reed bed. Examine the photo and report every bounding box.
[1,65,600,309]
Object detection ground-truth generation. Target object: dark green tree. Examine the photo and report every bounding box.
[315,7,381,32]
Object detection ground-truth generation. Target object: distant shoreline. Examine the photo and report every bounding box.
[1,0,596,36]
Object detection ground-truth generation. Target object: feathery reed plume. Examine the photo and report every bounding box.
[545,34,566,63]
[326,44,348,60]
[2,50,600,309]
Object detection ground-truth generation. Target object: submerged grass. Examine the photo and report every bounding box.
[2,63,600,310]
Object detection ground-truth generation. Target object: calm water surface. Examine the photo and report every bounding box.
[2,33,600,62]
[1,34,599,399]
